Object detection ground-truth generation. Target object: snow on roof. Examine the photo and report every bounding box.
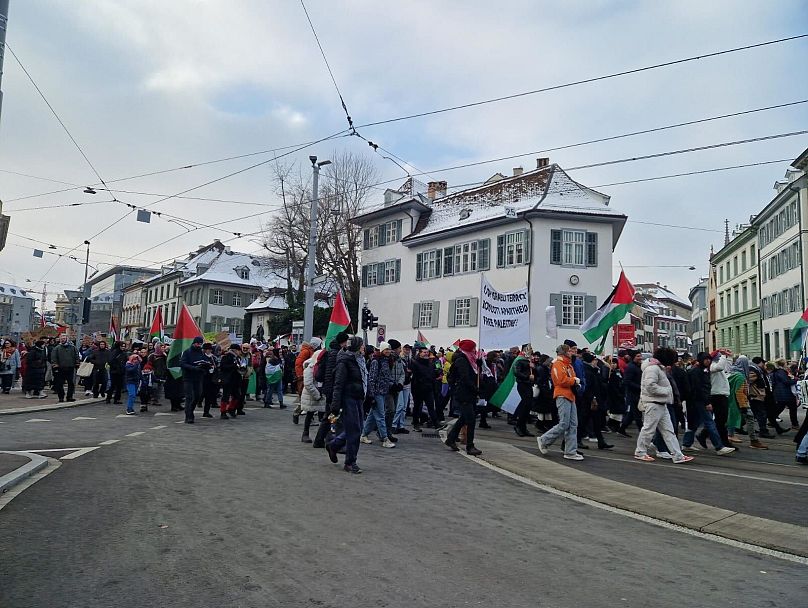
[180,250,286,290]
[635,283,692,309]
[246,294,289,311]
[403,164,622,240]
[0,283,33,298]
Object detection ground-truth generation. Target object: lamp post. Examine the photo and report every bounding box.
[303,156,331,341]
[74,241,90,346]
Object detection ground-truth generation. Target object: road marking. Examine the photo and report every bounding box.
[154,412,175,416]
[115,414,137,418]
[72,416,97,421]
[150,425,167,430]
[174,420,185,424]
[60,446,100,460]
[24,418,50,423]
[245,407,260,411]
[99,439,120,445]
[460,451,808,565]
[20,448,84,452]
[125,431,145,437]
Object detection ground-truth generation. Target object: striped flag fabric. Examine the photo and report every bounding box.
[324,290,351,347]
[789,307,808,353]
[109,316,118,341]
[167,304,203,379]
[415,330,431,348]
[149,307,164,342]
[580,271,635,351]
[488,355,528,414]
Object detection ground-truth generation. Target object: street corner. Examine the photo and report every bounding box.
[0,450,49,495]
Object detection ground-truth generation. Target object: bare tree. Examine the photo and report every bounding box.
[263,150,379,319]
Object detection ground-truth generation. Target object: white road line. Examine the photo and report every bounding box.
[154,412,175,416]
[20,448,83,452]
[24,418,50,423]
[99,439,120,445]
[60,447,100,460]
[460,452,808,565]
[174,420,185,424]
[124,431,145,437]
[71,416,97,421]
[150,425,167,430]
[115,414,137,418]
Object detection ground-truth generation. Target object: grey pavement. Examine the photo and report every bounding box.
[0,404,806,607]
[0,453,29,477]
[0,385,104,415]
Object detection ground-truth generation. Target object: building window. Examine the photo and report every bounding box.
[454,298,471,327]
[550,229,597,266]
[237,267,250,280]
[733,288,739,313]
[751,279,757,306]
[367,225,380,249]
[561,294,585,326]
[741,251,747,272]
[231,318,242,335]
[719,266,724,284]
[750,243,756,263]
[497,230,530,267]
[384,221,400,245]
[416,249,442,280]
[232,292,242,307]
[211,316,224,332]
[720,295,725,317]
[212,289,223,305]
[170,302,176,325]
[366,264,379,287]
[443,239,490,275]
[418,301,434,328]
[384,260,397,284]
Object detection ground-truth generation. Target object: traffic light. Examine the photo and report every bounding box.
[361,307,379,330]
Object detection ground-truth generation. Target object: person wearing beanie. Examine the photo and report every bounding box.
[179,336,210,423]
[387,339,410,435]
[511,350,535,438]
[443,339,482,456]
[201,342,220,418]
[327,337,368,473]
[706,348,733,447]
[682,352,734,455]
[313,331,351,448]
[300,346,327,443]
[360,342,397,448]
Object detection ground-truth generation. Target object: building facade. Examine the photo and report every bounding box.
[632,283,692,352]
[354,161,627,352]
[0,283,34,338]
[688,277,708,356]
[83,265,158,334]
[712,224,761,357]
[121,280,147,338]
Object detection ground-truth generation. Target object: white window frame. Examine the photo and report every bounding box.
[368,225,380,249]
[384,221,399,244]
[384,260,397,284]
[232,292,242,307]
[561,229,586,266]
[505,231,526,267]
[421,250,440,280]
[212,289,223,305]
[418,301,434,328]
[237,267,250,280]
[366,264,379,287]
[454,297,471,327]
[561,293,585,327]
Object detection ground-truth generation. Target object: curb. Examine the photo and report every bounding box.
[469,439,808,559]
[0,396,106,416]
[0,451,49,494]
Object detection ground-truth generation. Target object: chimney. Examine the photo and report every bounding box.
[427,180,447,200]
[513,166,524,177]
[536,157,550,169]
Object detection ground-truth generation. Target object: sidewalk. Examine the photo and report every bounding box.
[0,451,49,494]
[0,387,104,415]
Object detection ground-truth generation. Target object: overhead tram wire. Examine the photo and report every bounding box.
[355,34,808,129]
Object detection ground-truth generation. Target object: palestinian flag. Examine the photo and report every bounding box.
[324,290,351,347]
[489,355,528,414]
[415,330,431,348]
[149,307,164,342]
[109,316,118,341]
[580,271,635,352]
[167,304,203,379]
[789,307,808,353]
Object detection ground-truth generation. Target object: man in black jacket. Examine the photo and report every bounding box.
[618,351,643,437]
[444,340,482,456]
[106,341,128,405]
[580,352,613,449]
[179,336,209,423]
[51,334,79,402]
[682,352,733,454]
[512,354,535,437]
[410,346,441,431]
[326,337,367,474]
[313,332,349,448]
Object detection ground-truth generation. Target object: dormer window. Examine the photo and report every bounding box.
[236,267,250,280]
[196,264,209,274]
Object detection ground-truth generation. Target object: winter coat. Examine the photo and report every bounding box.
[672,365,690,404]
[606,368,625,414]
[368,353,395,397]
[49,343,78,370]
[125,361,141,385]
[86,348,111,372]
[108,347,128,376]
[411,356,439,395]
[639,359,673,406]
[551,356,577,402]
[147,352,168,380]
[687,365,711,406]
[572,356,587,393]
[321,342,342,404]
[534,364,555,413]
[709,356,731,396]
[0,348,21,376]
[180,346,208,379]
[219,352,242,387]
[513,357,532,386]
[448,353,478,403]
[300,351,325,413]
[582,364,603,409]
[295,343,314,380]
[771,367,797,404]
[331,349,366,411]
[623,361,642,404]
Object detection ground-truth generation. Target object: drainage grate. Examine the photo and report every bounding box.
[421,432,439,438]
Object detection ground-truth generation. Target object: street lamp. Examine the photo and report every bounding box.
[303,156,331,342]
[74,240,91,346]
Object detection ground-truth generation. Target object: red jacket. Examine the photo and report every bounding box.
[551,355,577,401]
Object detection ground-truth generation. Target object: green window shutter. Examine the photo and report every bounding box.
[496,235,505,268]
[469,297,479,327]
[549,293,562,325]
[586,232,598,267]
[377,263,386,285]
[363,229,370,250]
[396,219,403,241]
[523,230,532,264]
[416,253,423,281]
[447,299,456,327]
[362,265,368,287]
[412,303,420,328]
[395,259,401,283]
[379,224,387,246]
[478,239,490,271]
[431,301,441,328]
[443,247,454,275]
[209,290,216,304]
[436,249,443,277]
[550,230,562,265]
[585,295,597,319]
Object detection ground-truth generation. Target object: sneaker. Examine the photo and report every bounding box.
[466,446,482,456]
[344,464,362,474]
[716,446,736,456]
[37,393,47,399]
[796,455,808,465]
[360,435,373,445]
[656,451,674,460]
[382,438,396,448]
[586,437,599,443]
[125,410,136,415]
[386,435,398,443]
[326,443,339,463]
[682,445,701,452]
[673,455,695,464]
[84,390,92,397]
[536,436,549,455]
[634,454,655,462]
[563,453,585,461]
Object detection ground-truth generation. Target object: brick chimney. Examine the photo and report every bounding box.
[536,157,550,169]
[513,166,524,177]
[427,181,447,200]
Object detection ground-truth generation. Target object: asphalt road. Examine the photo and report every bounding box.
[0,402,806,608]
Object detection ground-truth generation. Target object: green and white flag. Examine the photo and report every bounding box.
[488,355,528,414]
[580,271,635,354]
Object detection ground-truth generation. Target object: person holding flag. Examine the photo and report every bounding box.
[165,304,208,423]
[443,339,482,456]
[580,271,635,353]
[149,308,165,343]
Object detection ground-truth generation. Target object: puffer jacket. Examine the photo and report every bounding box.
[709,355,731,396]
[771,367,797,404]
[639,358,673,406]
[368,353,395,397]
[300,351,325,413]
[321,341,342,405]
[331,349,366,410]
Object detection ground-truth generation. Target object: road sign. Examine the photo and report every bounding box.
[376,324,386,344]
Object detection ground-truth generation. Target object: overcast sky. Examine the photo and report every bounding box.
[1,0,806,309]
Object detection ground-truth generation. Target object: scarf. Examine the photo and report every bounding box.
[356,352,368,395]
[459,348,479,374]
[731,355,750,379]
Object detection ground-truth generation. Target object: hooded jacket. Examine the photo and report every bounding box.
[411,355,439,394]
[639,358,673,406]
[300,351,325,412]
[368,353,395,397]
[709,355,731,396]
[295,343,314,380]
[331,349,366,410]
[551,355,577,402]
[321,341,342,405]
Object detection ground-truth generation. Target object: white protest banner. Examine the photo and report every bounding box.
[545,306,558,339]
[479,275,530,350]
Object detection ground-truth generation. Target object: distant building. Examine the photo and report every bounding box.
[121,280,148,338]
[0,282,34,338]
[633,283,692,352]
[83,265,158,334]
[688,277,708,356]
[54,294,70,325]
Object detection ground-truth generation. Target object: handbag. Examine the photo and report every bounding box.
[77,361,94,378]
[532,385,540,399]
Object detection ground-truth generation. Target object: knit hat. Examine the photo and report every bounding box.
[192,336,204,344]
[563,339,577,348]
[310,337,323,349]
[458,339,476,352]
[336,331,350,345]
[388,339,401,350]
[378,341,391,351]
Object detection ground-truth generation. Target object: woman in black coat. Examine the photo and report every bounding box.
[23,340,47,398]
[444,340,482,456]
[326,337,367,474]
[410,346,441,431]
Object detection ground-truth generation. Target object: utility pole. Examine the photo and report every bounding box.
[0,1,11,253]
[303,155,330,341]
[74,241,90,347]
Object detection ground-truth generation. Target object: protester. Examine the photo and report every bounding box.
[300,347,326,443]
[124,354,141,415]
[728,355,767,449]
[23,339,48,399]
[771,359,799,430]
[618,350,643,437]
[49,335,77,402]
[580,351,613,450]
[263,351,285,408]
[512,352,535,437]
[0,339,21,395]
[326,336,367,474]
[537,343,582,460]
[179,336,209,424]
[293,339,319,423]
[360,341,396,448]
[709,349,733,447]
[201,342,220,418]
[313,332,350,448]
[411,344,442,431]
[682,353,735,455]
[219,344,243,419]
[443,339,482,456]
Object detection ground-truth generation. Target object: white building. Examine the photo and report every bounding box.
[753,149,808,360]
[353,161,627,352]
[0,282,34,338]
[689,277,708,356]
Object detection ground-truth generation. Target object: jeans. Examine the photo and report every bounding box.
[446,397,476,449]
[684,402,724,449]
[330,396,363,466]
[184,376,203,421]
[263,381,284,407]
[362,394,390,440]
[636,402,684,460]
[797,432,808,458]
[540,397,578,456]
[52,368,75,400]
[126,382,138,412]
[393,385,411,428]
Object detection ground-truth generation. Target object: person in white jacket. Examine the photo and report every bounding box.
[634,347,694,464]
[708,349,733,448]
[300,350,326,443]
